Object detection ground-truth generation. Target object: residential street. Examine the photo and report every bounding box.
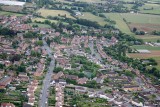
[39,37,55,107]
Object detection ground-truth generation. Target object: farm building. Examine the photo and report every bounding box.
[154,43,160,46]
[0,0,25,6]
[137,49,151,53]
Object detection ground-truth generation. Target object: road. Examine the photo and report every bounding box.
[88,41,102,61]
[39,37,55,107]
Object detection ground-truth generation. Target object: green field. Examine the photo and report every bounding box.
[0,11,23,16]
[135,35,160,42]
[29,23,51,28]
[37,9,75,19]
[32,18,58,23]
[78,12,108,26]
[104,13,133,34]
[139,3,160,15]
[104,13,160,34]
[132,45,160,50]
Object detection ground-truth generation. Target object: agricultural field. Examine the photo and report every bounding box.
[78,12,108,26]
[1,5,23,12]
[104,13,133,35]
[0,11,23,16]
[105,13,160,34]
[128,44,160,69]
[135,35,160,42]
[37,9,75,19]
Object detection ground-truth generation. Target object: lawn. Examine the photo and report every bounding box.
[37,9,75,19]
[0,11,23,16]
[78,12,108,26]
[104,13,133,35]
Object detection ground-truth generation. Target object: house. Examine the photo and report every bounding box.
[0,103,15,107]
[77,77,88,84]
[65,74,78,80]
[75,86,87,93]
[52,71,64,80]
[23,103,32,107]
[131,99,143,107]
[0,76,12,88]
[123,85,141,91]
[93,77,104,84]
[114,98,123,105]
[59,79,66,85]
[18,72,29,82]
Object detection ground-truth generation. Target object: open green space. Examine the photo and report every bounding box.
[29,23,51,28]
[37,9,75,19]
[135,35,160,42]
[0,11,23,16]
[104,13,133,35]
[78,12,108,26]
[131,45,160,50]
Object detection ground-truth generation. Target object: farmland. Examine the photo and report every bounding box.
[105,13,160,34]
[37,9,75,19]
[104,13,133,35]
[128,45,160,70]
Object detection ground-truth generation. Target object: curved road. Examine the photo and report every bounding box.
[39,37,55,107]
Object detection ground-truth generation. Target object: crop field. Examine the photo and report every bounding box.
[105,13,160,34]
[37,9,75,19]
[131,45,160,50]
[104,13,133,34]
[135,35,160,42]
[128,51,160,58]
[1,5,23,12]
[78,12,108,26]
[0,11,23,16]
[128,23,160,33]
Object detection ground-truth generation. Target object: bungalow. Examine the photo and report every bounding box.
[77,77,88,84]
[18,72,29,82]
[75,86,87,93]
[65,74,78,81]
[52,71,64,80]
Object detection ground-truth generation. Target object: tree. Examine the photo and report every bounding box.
[133,27,137,32]
[53,67,63,73]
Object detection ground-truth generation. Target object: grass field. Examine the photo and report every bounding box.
[0,11,23,16]
[32,18,58,23]
[105,13,160,34]
[135,35,160,42]
[104,13,133,35]
[28,23,51,28]
[138,3,160,14]
[131,45,160,50]
[78,12,108,26]
[37,9,75,19]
